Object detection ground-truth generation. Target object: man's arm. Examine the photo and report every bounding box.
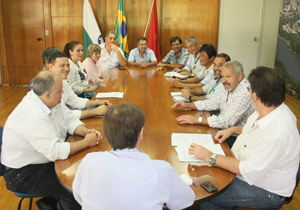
[215,126,243,143]
[189,143,241,175]
[162,63,185,70]
[69,130,101,156]
[111,44,127,67]
[85,99,111,108]
[190,87,205,95]
[80,105,109,119]
[128,61,142,67]
[143,60,158,68]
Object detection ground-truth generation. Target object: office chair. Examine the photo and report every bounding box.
[0,126,43,210]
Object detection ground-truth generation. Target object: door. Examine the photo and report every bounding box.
[2,0,46,85]
[218,0,262,76]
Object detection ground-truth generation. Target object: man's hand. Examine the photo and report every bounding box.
[176,115,198,124]
[173,68,182,72]
[171,101,187,108]
[110,43,119,51]
[156,66,167,71]
[157,63,166,67]
[88,85,97,92]
[94,105,109,116]
[97,99,112,107]
[215,128,232,143]
[84,131,101,147]
[181,87,190,99]
[189,143,212,161]
[140,61,148,69]
[171,80,183,88]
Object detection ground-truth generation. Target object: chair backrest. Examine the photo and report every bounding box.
[0,126,4,176]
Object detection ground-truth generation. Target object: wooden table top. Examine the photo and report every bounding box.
[55,66,235,203]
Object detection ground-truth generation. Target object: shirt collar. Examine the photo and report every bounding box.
[109,148,150,160]
[230,78,247,94]
[30,91,52,115]
[256,103,284,130]
[138,48,149,56]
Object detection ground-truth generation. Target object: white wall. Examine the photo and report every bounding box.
[258,0,281,68]
[218,0,281,76]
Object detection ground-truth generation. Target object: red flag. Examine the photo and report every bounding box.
[147,0,161,61]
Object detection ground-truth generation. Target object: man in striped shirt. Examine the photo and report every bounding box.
[171,60,254,129]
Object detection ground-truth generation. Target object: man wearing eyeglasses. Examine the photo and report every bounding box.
[156,36,189,71]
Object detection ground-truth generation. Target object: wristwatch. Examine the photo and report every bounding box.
[189,93,194,101]
[209,153,217,166]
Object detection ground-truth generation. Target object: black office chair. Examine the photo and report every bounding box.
[0,126,43,210]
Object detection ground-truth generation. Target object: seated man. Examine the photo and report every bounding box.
[156,36,189,71]
[128,37,157,68]
[99,31,127,68]
[189,67,300,210]
[1,71,102,209]
[73,102,195,210]
[171,61,254,129]
[173,36,202,75]
[171,44,216,89]
[181,53,231,102]
[31,49,112,120]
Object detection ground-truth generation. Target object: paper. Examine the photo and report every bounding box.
[164,72,188,79]
[170,92,189,102]
[96,92,124,98]
[172,133,225,162]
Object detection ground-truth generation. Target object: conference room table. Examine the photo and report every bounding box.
[55,66,235,204]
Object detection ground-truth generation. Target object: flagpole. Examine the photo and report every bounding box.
[143,0,155,37]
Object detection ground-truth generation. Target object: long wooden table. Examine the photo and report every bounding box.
[55,67,235,203]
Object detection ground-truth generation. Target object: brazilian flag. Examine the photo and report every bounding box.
[115,0,129,59]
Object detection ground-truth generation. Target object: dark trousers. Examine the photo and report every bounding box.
[3,162,80,210]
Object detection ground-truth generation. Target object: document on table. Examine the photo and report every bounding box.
[170,92,189,102]
[96,92,124,98]
[164,72,189,79]
[172,133,225,162]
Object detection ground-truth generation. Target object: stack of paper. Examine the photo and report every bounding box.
[172,133,225,162]
[164,72,188,79]
[96,92,124,98]
[170,92,189,102]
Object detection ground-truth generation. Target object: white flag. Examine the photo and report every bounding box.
[83,0,103,58]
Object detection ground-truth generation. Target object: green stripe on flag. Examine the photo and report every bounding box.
[83,28,93,59]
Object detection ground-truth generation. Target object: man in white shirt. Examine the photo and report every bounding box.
[73,102,195,210]
[1,71,102,209]
[189,67,300,209]
[47,51,112,119]
[181,53,230,102]
[128,37,157,68]
[99,31,127,69]
[171,44,216,89]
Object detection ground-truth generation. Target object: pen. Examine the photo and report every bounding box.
[192,182,196,187]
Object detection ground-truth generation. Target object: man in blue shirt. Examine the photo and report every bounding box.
[128,37,157,68]
[73,102,195,210]
[157,36,189,71]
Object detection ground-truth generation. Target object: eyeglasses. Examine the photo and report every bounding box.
[247,86,252,92]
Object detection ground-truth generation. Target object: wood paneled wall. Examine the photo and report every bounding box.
[0,0,219,85]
